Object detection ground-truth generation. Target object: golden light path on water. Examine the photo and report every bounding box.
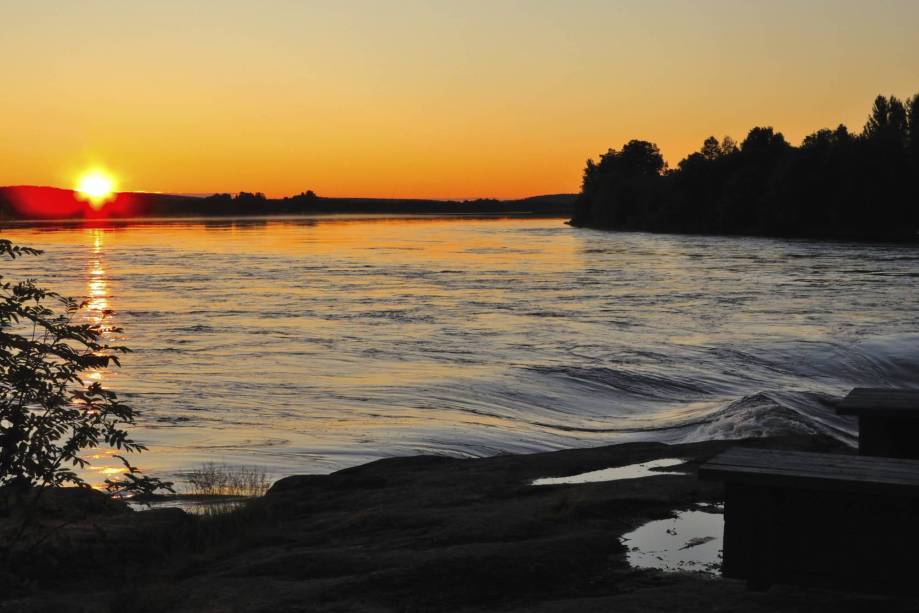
[3,217,919,490]
[82,229,132,488]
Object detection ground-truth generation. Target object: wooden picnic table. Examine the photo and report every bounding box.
[836,388,919,458]
[699,447,919,591]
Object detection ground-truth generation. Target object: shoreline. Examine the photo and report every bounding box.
[0,211,572,229]
[8,433,911,612]
[0,186,577,225]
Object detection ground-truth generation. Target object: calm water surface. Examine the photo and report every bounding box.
[4,217,919,484]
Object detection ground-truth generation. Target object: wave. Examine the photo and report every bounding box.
[528,365,722,401]
[675,391,856,446]
[524,333,919,446]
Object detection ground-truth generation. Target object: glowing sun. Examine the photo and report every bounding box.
[76,170,117,209]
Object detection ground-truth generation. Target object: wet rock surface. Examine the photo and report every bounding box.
[4,435,918,612]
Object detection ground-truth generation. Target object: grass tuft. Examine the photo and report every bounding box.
[184,463,272,498]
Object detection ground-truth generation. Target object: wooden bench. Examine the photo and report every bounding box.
[699,447,919,591]
[837,388,919,458]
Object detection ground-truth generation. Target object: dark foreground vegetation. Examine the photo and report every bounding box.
[0,187,575,221]
[6,435,918,613]
[571,94,919,240]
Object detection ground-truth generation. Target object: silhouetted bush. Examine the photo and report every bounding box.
[0,240,170,495]
[0,240,172,576]
[571,93,919,240]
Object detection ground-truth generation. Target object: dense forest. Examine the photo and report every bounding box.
[570,94,919,241]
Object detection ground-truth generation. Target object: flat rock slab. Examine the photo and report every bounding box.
[8,435,919,612]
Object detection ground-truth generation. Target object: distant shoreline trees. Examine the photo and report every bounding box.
[0,187,576,221]
[570,93,919,241]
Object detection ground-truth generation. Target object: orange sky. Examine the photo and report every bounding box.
[2,1,918,199]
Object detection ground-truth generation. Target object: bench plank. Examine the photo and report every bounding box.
[837,388,919,416]
[699,448,919,496]
[702,446,919,591]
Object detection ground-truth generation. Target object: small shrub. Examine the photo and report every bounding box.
[0,239,171,574]
[0,239,172,494]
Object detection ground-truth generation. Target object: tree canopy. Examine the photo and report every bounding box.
[571,93,919,240]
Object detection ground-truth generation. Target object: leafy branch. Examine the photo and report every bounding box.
[0,239,169,496]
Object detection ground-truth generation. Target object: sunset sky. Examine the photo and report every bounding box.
[2,0,918,199]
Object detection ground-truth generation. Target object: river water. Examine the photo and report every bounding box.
[3,216,918,484]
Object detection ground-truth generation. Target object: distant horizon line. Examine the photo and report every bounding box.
[0,184,578,203]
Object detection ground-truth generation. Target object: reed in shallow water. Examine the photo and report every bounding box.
[184,463,272,497]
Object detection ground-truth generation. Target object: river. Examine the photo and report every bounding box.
[4,216,919,484]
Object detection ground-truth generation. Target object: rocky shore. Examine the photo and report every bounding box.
[3,435,917,612]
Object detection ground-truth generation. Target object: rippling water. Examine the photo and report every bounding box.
[4,216,919,483]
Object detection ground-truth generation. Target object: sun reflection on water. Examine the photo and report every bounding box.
[81,230,130,488]
[87,449,130,490]
[84,230,111,391]
[86,230,109,322]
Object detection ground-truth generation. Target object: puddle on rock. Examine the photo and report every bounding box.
[531,458,689,486]
[623,504,724,574]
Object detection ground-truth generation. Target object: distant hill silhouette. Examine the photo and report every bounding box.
[570,93,919,241]
[0,187,575,221]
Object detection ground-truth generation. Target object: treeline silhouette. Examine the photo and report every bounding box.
[196,191,575,216]
[0,187,575,221]
[570,94,919,241]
